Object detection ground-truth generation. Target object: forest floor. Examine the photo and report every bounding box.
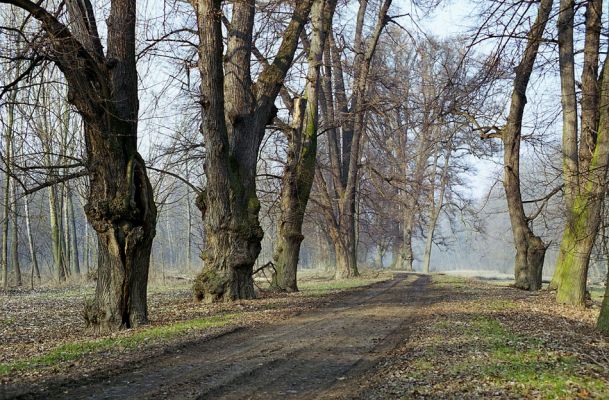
[1,271,608,399]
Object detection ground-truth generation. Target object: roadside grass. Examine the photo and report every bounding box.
[0,313,239,377]
[465,316,607,398]
[372,275,609,399]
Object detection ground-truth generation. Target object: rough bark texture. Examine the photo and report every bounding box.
[1,0,158,329]
[556,58,609,307]
[481,0,552,290]
[272,0,337,292]
[191,0,313,302]
[557,0,579,208]
[272,98,310,292]
[552,0,604,304]
[551,0,604,303]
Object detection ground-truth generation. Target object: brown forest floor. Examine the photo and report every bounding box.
[0,272,608,399]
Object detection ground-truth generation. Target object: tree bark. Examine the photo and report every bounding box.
[272,0,337,292]
[556,57,609,307]
[191,0,313,302]
[551,0,603,300]
[2,93,15,290]
[23,194,40,286]
[10,167,21,287]
[557,0,579,208]
[48,180,65,282]
[66,185,80,276]
[1,0,160,329]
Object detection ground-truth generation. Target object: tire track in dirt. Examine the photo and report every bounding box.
[6,273,429,400]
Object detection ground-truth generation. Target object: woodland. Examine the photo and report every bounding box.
[1,0,609,396]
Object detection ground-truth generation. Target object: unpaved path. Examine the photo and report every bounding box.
[6,273,429,400]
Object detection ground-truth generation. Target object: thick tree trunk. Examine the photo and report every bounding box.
[555,56,609,305]
[334,236,356,279]
[557,0,579,208]
[273,0,337,292]
[192,0,313,302]
[399,215,415,271]
[80,0,157,329]
[84,144,157,330]
[194,184,262,302]
[272,100,310,292]
[551,0,603,297]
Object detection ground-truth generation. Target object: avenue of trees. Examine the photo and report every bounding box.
[1,0,609,333]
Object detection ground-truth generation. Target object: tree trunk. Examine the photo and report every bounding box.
[551,0,603,298]
[84,145,157,330]
[272,0,337,292]
[48,178,66,282]
[557,0,579,208]
[598,260,609,332]
[191,0,313,302]
[2,98,14,290]
[334,236,356,279]
[399,214,415,271]
[61,184,71,278]
[422,146,451,274]
[555,57,609,306]
[66,185,80,276]
[2,169,9,290]
[10,170,21,287]
[481,0,552,290]
[272,99,309,292]
[23,194,40,285]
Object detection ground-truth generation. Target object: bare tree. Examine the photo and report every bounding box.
[191,0,313,302]
[315,0,392,278]
[475,0,553,290]
[1,0,158,330]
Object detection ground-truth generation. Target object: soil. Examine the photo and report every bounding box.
[2,273,428,399]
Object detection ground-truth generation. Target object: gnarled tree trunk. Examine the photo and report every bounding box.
[191,0,313,302]
[2,0,159,329]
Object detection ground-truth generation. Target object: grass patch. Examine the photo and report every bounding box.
[448,316,607,398]
[298,276,390,295]
[0,313,239,376]
[431,274,469,287]
[485,299,518,311]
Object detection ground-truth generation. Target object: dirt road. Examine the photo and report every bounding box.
[7,273,429,400]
